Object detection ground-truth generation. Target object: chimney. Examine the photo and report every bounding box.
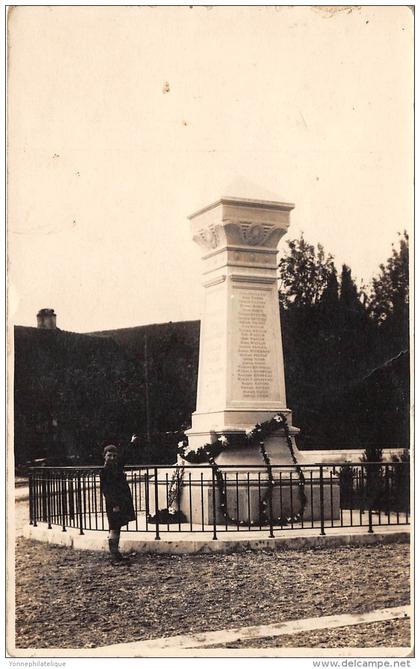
[37,308,57,330]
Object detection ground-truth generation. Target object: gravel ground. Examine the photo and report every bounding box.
[205,619,411,649]
[15,538,410,649]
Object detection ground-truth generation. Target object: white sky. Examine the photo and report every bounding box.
[8,5,413,332]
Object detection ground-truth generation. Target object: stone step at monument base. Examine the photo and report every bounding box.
[183,431,302,467]
[187,408,296,433]
[186,409,299,453]
[217,434,301,466]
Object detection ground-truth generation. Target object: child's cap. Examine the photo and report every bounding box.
[103,444,118,456]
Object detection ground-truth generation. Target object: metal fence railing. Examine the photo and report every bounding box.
[28,462,410,539]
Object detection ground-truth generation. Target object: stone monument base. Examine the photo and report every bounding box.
[175,468,340,526]
[215,430,301,466]
[166,427,340,526]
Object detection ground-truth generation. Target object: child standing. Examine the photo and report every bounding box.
[100,443,136,562]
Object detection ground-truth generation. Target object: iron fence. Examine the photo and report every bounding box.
[28,462,410,539]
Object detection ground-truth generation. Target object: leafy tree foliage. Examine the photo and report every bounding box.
[279,234,409,452]
[278,235,336,308]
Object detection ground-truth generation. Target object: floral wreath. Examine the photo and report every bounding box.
[150,413,306,526]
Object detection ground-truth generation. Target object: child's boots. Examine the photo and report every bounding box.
[108,537,129,563]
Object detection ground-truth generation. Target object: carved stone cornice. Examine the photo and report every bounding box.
[192,224,222,251]
[190,196,294,254]
[230,274,277,285]
[202,275,226,288]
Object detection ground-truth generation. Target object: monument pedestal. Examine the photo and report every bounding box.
[172,466,340,527]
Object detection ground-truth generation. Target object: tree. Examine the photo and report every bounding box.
[321,266,340,310]
[367,231,409,354]
[278,235,336,308]
[277,235,399,451]
[340,265,364,314]
[278,236,342,446]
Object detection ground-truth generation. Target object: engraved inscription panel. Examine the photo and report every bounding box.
[231,287,281,403]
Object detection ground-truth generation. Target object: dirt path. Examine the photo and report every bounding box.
[14,538,410,650]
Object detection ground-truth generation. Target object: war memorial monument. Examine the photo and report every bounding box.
[174,194,339,526]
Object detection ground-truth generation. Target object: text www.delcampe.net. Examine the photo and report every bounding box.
[313,661,411,669]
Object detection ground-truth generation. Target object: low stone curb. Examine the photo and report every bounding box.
[15,491,29,502]
[22,522,410,554]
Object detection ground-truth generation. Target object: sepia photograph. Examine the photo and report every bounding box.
[7,4,413,659]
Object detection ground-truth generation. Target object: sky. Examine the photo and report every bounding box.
[8,5,413,332]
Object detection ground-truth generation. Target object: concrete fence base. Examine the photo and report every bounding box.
[22,522,410,555]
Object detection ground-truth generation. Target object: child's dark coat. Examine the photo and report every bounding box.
[99,465,136,530]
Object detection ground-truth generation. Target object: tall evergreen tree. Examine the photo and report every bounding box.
[277,234,408,451]
[340,265,364,313]
[367,231,409,356]
[322,266,340,307]
[318,266,340,328]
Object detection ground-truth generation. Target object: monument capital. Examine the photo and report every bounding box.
[189,196,295,255]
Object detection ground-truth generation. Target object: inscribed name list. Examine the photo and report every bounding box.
[231,287,280,404]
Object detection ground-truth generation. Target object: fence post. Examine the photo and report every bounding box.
[28,472,33,525]
[41,475,47,522]
[212,466,217,540]
[47,475,52,529]
[268,468,275,539]
[154,467,160,540]
[368,505,374,533]
[368,503,374,533]
[365,464,374,533]
[61,473,67,532]
[77,474,84,535]
[33,473,38,527]
[82,472,88,531]
[404,460,410,522]
[319,465,326,536]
